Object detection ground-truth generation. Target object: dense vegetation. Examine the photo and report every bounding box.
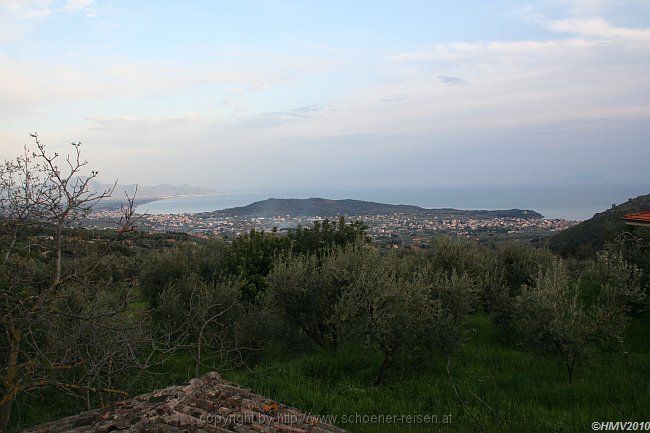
[548,193,650,257]
[1,139,648,432]
[548,194,650,291]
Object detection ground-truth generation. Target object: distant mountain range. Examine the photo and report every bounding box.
[198,198,543,219]
[89,180,218,201]
[548,194,650,257]
[87,180,218,210]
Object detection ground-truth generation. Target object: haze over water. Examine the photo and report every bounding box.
[136,184,649,221]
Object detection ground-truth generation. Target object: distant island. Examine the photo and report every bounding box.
[198,197,543,219]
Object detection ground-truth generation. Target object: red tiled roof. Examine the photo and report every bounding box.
[24,372,349,433]
[624,212,650,223]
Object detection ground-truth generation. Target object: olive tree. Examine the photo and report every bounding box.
[336,257,435,384]
[515,251,645,383]
[488,242,556,331]
[514,259,591,383]
[425,236,494,280]
[334,247,476,385]
[265,242,377,350]
[590,250,645,344]
[154,275,248,378]
[425,269,479,349]
[266,253,337,349]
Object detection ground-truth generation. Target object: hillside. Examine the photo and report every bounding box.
[548,194,650,256]
[199,197,543,219]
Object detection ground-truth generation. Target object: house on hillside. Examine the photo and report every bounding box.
[23,372,348,433]
[623,212,650,228]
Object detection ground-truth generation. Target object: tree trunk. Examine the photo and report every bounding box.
[373,350,391,386]
[330,331,339,351]
[84,388,91,412]
[195,336,202,379]
[2,227,17,263]
[0,397,12,433]
[304,328,326,350]
[566,358,576,384]
[0,326,21,433]
[54,223,63,285]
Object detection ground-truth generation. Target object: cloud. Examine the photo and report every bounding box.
[85,104,332,139]
[379,95,409,103]
[61,0,93,12]
[393,38,605,63]
[437,76,468,86]
[0,0,94,18]
[555,0,628,15]
[0,0,99,40]
[546,16,650,40]
[0,54,329,119]
[278,105,328,118]
[1,1,52,17]
[278,15,649,139]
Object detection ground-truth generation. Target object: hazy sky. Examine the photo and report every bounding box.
[1,0,649,191]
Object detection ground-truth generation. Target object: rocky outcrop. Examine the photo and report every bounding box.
[23,372,348,433]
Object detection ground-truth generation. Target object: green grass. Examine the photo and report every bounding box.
[223,314,650,433]
[10,313,650,432]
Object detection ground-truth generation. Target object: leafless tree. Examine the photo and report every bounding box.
[0,134,157,432]
[29,133,117,284]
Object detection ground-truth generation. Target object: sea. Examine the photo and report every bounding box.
[135,184,649,221]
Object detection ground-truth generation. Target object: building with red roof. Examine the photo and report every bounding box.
[623,212,650,227]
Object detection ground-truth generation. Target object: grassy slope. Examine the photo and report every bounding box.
[224,313,650,433]
[12,312,649,432]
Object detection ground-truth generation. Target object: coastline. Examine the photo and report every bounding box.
[130,184,648,220]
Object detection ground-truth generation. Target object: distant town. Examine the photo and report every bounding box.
[84,208,578,248]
